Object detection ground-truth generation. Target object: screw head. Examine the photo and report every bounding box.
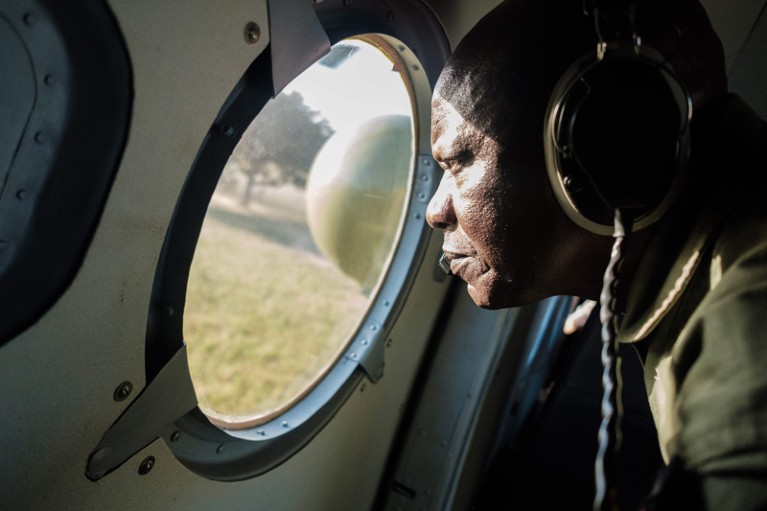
[244,22,260,44]
[138,456,155,475]
[218,124,236,138]
[170,431,181,442]
[113,381,133,401]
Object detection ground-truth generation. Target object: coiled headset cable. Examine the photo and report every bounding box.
[593,209,630,511]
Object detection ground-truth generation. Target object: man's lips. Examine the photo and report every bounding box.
[441,249,473,275]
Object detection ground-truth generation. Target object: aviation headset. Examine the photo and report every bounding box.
[542,4,694,509]
[543,2,693,236]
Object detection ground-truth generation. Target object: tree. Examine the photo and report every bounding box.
[230,91,334,205]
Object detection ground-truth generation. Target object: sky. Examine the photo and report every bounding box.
[282,40,412,136]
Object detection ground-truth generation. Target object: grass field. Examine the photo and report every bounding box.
[184,191,370,424]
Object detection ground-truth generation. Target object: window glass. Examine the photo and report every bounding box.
[184,38,414,427]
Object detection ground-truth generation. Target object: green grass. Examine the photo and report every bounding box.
[184,211,369,423]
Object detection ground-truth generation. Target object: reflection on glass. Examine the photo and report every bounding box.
[184,38,414,427]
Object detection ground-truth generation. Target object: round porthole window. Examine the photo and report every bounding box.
[184,38,415,428]
[147,0,450,478]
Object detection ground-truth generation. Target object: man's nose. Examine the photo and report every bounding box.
[426,174,457,230]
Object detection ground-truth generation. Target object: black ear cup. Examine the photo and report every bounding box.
[544,44,692,235]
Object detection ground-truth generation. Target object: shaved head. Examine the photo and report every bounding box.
[435,0,726,147]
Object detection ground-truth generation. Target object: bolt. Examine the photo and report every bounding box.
[170,431,181,442]
[244,22,260,44]
[113,381,133,401]
[138,456,155,475]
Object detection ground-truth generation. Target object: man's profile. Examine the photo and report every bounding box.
[426,0,767,508]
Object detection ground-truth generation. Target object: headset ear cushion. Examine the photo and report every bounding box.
[544,47,691,235]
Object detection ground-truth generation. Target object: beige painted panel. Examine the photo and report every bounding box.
[0,1,453,509]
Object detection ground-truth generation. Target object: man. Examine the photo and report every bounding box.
[426,0,767,508]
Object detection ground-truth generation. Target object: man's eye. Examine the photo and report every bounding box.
[441,152,472,171]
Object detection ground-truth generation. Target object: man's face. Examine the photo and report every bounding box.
[426,94,565,309]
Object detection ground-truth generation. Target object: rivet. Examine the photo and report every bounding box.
[256,430,266,436]
[384,300,391,307]
[397,45,405,53]
[421,174,429,181]
[216,444,225,454]
[350,352,358,359]
[386,339,393,348]
[34,132,45,144]
[23,13,35,26]
[113,381,133,401]
[414,213,422,220]
[170,431,181,442]
[412,64,420,71]
[44,74,55,86]
[563,175,584,193]
[370,324,378,331]
[361,339,369,346]
[360,383,366,392]
[244,21,260,45]
[138,456,155,475]
[282,421,289,428]
[418,192,426,200]
[16,189,28,200]
[219,124,236,138]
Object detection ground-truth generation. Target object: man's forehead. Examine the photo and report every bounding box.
[431,98,469,148]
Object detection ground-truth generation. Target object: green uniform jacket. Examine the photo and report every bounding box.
[617,94,767,509]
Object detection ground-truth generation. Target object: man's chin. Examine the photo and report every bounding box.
[464,273,530,310]
[466,282,506,310]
